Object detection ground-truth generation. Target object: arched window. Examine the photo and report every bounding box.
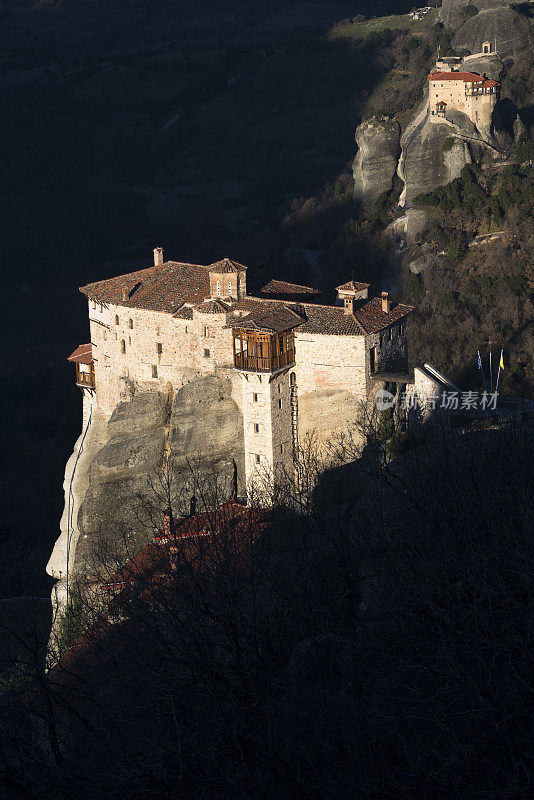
[121,340,126,354]
[129,319,133,329]
[290,372,296,386]
[217,280,220,296]
[115,315,119,325]
[228,282,232,296]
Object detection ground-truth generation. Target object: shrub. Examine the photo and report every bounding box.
[442,137,455,153]
[463,6,479,19]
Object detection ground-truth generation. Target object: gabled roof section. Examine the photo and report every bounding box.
[353,297,414,334]
[231,303,304,334]
[80,261,213,312]
[208,258,246,274]
[68,343,93,364]
[297,305,367,336]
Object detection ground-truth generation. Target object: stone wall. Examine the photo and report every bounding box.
[89,302,235,415]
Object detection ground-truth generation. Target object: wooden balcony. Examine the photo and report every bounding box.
[75,364,95,390]
[234,348,295,373]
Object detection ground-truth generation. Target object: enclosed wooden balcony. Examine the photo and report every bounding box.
[68,343,95,390]
[75,365,96,389]
[233,329,295,373]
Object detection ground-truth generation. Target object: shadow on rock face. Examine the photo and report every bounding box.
[76,374,245,575]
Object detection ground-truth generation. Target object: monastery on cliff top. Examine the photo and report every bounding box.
[68,248,413,491]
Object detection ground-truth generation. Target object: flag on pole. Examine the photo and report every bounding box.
[478,351,482,370]
[496,349,504,393]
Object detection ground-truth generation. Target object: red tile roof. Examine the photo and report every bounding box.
[428,71,499,88]
[68,343,93,364]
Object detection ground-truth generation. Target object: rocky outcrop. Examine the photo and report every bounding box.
[402,118,472,206]
[460,51,503,80]
[513,113,528,143]
[441,0,515,31]
[47,373,245,619]
[353,116,400,206]
[452,7,531,59]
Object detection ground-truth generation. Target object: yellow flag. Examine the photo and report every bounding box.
[499,352,504,370]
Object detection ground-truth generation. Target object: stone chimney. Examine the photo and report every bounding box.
[343,296,354,315]
[381,291,390,314]
[153,246,164,267]
[163,507,174,539]
[121,287,128,302]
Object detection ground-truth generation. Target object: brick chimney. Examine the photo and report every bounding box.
[153,246,164,267]
[381,291,390,314]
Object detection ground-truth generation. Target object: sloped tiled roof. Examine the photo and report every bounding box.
[428,71,499,88]
[260,279,319,296]
[68,343,93,364]
[80,262,213,312]
[297,305,367,336]
[173,305,193,320]
[231,304,304,333]
[208,258,246,274]
[195,299,230,314]
[353,297,414,334]
[336,280,370,293]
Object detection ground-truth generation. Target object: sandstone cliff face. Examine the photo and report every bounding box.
[352,117,400,206]
[48,373,245,605]
[452,7,531,59]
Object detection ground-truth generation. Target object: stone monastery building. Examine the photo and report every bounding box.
[69,249,413,491]
[428,67,499,133]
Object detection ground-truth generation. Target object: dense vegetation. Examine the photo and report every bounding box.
[404,164,534,390]
[1,424,532,799]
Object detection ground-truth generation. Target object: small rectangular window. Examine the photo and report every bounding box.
[152,365,158,378]
[280,443,284,455]
[255,454,261,464]
[204,348,210,358]
[157,342,163,354]
[185,326,188,333]
[253,393,258,402]
[278,399,282,410]
[254,423,260,433]
[204,326,208,337]
[278,384,282,394]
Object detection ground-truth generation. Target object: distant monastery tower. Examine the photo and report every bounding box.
[68,250,413,494]
[428,63,499,136]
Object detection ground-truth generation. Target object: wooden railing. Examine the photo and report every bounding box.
[234,349,295,373]
[76,371,96,389]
